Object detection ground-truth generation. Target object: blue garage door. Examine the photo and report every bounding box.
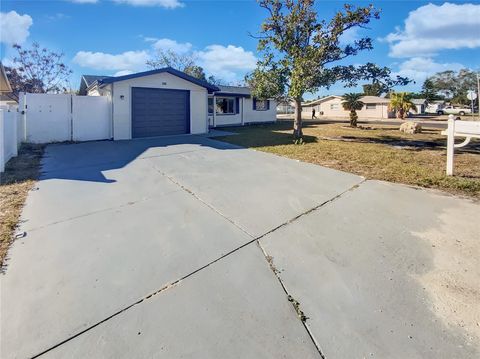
[132,87,190,138]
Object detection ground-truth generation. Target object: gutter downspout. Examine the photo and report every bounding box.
[212,95,216,128]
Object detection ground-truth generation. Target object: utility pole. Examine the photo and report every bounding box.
[477,72,480,120]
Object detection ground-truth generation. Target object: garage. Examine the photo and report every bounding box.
[132,87,190,138]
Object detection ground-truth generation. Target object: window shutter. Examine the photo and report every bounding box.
[236,97,240,114]
[253,98,257,110]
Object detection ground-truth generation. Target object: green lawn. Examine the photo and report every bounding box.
[216,121,480,198]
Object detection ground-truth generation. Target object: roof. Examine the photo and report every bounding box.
[98,67,220,93]
[215,85,251,97]
[79,75,110,95]
[360,96,390,104]
[0,62,12,93]
[0,94,17,103]
[412,98,427,105]
[302,95,342,106]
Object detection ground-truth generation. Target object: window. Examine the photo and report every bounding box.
[254,99,269,111]
[330,103,339,110]
[208,98,214,114]
[366,104,376,110]
[216,97,235,114]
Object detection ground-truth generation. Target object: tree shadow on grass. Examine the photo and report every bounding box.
[335,135,480,154]
[221,124,318,148]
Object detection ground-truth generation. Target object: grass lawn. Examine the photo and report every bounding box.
[216,121,480,199]
[0,144,44,269]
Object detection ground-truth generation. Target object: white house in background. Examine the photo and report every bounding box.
[302,95,394,119]
[82,67,276,140]
[411,99,427,114]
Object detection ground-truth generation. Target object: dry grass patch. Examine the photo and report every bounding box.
[0,144,45,269]
[217,122,480,198]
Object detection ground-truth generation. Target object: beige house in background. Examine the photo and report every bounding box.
[302,95,394,119]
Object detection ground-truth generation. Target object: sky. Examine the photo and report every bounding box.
[1,0,479,99]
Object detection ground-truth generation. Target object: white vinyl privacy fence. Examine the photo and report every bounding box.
[19,93,111,143]
[1,93,111,172]
[0,109,20,172]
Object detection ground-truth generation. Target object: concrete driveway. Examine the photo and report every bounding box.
[1,135,479,358]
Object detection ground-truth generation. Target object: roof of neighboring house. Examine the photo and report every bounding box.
[302,95,342,106]
[79,74,111,95]
[0,94,17,103]
[0,62,12,94]
[98,67,220,93]
[411,98,427,105]
[360,96,390,104]
[214,85,251,97]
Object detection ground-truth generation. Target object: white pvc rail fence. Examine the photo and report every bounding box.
[442,114,480,175]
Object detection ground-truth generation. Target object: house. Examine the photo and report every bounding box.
[276,100,295,114]
[78,75,111,96]
[81,67,276,140]
[0,62,16,109]
[302,95,394,119]
[411,99,427,114]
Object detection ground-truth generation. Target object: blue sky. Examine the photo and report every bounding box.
[1,0,479,99]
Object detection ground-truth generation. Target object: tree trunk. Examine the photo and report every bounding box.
[350,110,358,127]
[293,98,303,140]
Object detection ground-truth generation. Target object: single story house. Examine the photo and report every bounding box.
[81,67,276,140]
[411,98,427,114]
[302,95,394,119]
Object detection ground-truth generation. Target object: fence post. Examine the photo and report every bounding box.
[0,110,5,173]
[446,114,455,176]
[12,110,18,157]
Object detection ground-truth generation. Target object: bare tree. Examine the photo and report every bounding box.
[5,42,72,101]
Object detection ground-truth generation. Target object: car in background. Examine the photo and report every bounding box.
[437,105,472,116]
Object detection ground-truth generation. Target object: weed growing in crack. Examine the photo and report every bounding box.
[288,295,308,322]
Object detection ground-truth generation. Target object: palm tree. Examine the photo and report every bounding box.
[388,92,416,119]
[342,93,364,127]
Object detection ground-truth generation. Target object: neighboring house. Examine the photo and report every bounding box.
[79,75,112,96]
[0,62,16,109]
[411,99,427,114]
[425,101,445,114]
[276,100,295,114]
[302,95,394,119]
[82,67,276,140]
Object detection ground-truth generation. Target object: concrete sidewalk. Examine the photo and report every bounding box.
[1,135,478,358]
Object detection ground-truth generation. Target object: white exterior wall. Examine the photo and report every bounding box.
[110,72,208,140]
[87,88,101,96]
[243,98,277,123]
[303,97,393,119]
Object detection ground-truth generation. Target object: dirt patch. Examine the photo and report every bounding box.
[0,143,45,270]
[412,205,480,348]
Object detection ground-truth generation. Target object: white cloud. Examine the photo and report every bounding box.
[384,2,480,57]
[113,0,184,8]
[114,70,134,76]
[394,57,465,83]
[196,45,257,81]
[73,50,150,71]
[147,38,192,54]
[339,27,360,46]
[74,43,257,81]
[0,11,33,45]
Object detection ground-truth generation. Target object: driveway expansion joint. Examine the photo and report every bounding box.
[28,164,364,358]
